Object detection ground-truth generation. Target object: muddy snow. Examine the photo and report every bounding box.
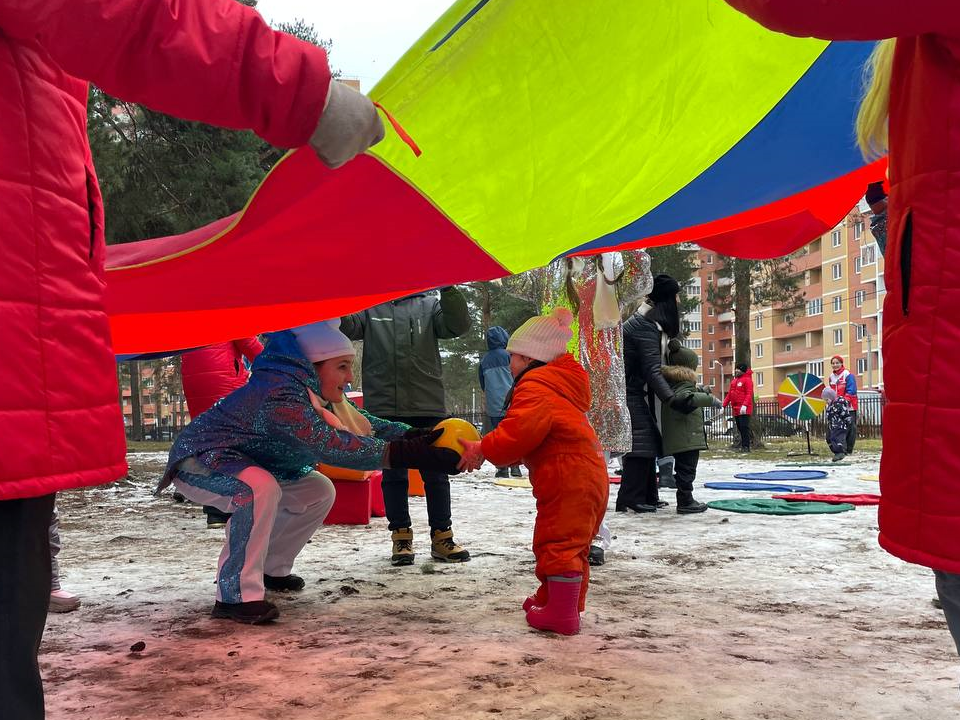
[42,451,958,719]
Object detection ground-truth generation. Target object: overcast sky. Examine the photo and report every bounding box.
[260,0,454,91]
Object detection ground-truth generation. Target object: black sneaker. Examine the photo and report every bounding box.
[588,545,605,566]
[211,600,279,624]
[264,574,305,592]
[510,466,523,478]
[495,468,510,479]
[205,506,232,529]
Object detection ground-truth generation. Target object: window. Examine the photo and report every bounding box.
[784,342,794,352]
[708,324,715,334]
[707,273,714,282]
[854,256,862,274]
[755,314,763,330]
[698,374,703,384]
[708,342,715,352]
[808,360,824,378]
[861,244,877,266]
[833,328,843,345]
[831,229,842,247]
[706,254,714,265]
[688,303,702,315]
[856,358,868,374]
[855,290,866,307]
[755,372,764,387]
[855,323,866,341]
[832,262,843,280]
[684,338,702,350]
[684,320,701,333]
[709,376,716,387]
[833,295,843,313]
[708,307,715,317]
[854,220,864,239]
[806,298,823,316]
[686,283,701,297]
[755,343,764,358]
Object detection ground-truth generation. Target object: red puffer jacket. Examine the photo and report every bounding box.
[0,0,331,501]
[181,339,264,418]
[725,0,960,572]
[723,369,754,416]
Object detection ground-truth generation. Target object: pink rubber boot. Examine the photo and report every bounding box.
[522,583,548,612]
[525,573,582,635]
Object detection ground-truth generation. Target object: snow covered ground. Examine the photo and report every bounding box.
[43,451,959,719]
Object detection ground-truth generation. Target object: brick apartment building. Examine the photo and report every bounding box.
[681,202,884,400]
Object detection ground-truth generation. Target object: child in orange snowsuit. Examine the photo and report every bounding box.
[460,308,608,635]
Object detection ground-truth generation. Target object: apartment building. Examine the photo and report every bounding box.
[748,205,885,399]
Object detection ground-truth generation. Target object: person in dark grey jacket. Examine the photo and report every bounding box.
[341,287,472,565]
[618,275,696,514]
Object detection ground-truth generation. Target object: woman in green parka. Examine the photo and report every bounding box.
[659,342,722,514]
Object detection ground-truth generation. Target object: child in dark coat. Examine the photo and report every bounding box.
[822,387,852,462]
[660,343,721,513]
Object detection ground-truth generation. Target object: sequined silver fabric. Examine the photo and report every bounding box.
[544,251,653,453]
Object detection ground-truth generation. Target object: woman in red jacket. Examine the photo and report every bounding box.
[459,308,609,636]
[723,363,754,452]
[725,0,960,653]
[0,1,384,715]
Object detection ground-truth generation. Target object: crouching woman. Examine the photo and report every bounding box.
[159,321,461,624]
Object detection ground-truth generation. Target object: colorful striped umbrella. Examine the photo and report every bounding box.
[105,1,885,353]
[777,373,827,421]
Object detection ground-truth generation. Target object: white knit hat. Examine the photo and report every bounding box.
[507,307,574,363]
[291,320,356,363]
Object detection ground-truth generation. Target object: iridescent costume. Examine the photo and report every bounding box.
[545,251,653,454]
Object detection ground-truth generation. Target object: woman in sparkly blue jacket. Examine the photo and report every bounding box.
[162,321,460,624]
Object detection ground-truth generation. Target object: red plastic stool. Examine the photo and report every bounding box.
[369,471,385,517]
[323,478,372,525]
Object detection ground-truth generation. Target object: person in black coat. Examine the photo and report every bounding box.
[618,274,697,513]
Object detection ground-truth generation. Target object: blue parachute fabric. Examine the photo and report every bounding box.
[705,482,816,492]
[735,470,828,481]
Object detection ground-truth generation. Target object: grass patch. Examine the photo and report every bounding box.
[703,437,881,462]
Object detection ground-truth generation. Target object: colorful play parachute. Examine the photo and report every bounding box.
[106,0,884,353]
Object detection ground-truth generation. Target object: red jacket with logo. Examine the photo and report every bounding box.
[726,0,960,572]
[0,0,331,500]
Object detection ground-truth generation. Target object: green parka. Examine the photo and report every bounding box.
[660,363,718,456]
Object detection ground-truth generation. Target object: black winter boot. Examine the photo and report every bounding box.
[676,490,707,514]
[264,573,305,591]
[495,467,510,478]
[212,600,279,624]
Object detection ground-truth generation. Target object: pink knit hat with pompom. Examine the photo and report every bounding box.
[507,307,574,363]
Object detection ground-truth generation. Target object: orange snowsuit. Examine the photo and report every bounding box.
[481,353,608,611]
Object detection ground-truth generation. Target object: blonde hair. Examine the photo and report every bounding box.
[856,39,895,160]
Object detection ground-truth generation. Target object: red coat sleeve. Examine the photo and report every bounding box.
[480,385,552,467]
[724,0,960,40]
[234,337,264,363]
[0,0,331,148]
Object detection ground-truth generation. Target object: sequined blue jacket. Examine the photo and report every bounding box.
[164,330,409,483]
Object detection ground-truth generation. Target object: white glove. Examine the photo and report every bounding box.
[309,81,385,169]
[739,405,747,414]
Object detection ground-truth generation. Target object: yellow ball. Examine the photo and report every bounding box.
[432,418,481,454]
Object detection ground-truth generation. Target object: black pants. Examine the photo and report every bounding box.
[845,411,857,453]
[0,494,55,720]
[379,415,452,532]
[672,450,700,493]
[617,455,658,508]
[735,414,751,450]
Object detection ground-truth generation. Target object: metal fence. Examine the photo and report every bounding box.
[703,395,885,443]
[452,394,885,444]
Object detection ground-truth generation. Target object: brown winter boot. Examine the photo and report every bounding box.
[391,527,415,566]
[430,528,471,563]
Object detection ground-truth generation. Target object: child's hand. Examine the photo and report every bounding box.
[457,439,484,472]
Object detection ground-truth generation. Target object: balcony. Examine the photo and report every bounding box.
[790,251,822,273]
[718,311,735,323]
[774,311,821,335]
[773,345,824,368]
